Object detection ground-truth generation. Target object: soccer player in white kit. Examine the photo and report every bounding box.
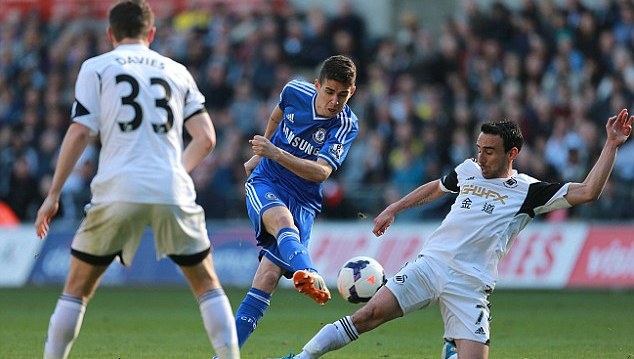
[279,109,633,359]
[34,1,239,358]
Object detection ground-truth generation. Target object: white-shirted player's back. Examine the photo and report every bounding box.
[72,44,205,205]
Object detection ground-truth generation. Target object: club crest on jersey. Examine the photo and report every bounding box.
[503,177,518,188]
[285,113,295,123]
[312,128,326,144]
[329,143,344,161]
[265,192,278,200]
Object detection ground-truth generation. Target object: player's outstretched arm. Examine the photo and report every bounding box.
[35,123,91,239]
[566,108,633,206]
[183,112,216,173]
[373,179,446,237]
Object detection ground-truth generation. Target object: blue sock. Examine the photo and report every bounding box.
[235,287,271,347]
[277,227,315,272]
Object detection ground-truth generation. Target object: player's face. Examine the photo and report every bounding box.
[314,78,356,117]
[476,132,514,179]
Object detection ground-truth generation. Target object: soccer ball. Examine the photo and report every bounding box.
[336,256,386,304]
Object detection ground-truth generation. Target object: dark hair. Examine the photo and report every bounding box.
[318,55,357,86]
[108,0,154,42]
[480,120,523,153]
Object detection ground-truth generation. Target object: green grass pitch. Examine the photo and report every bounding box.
[1,286,633,358]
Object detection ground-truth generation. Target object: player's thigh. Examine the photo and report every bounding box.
[72,202,149,266]
[384,255,444,314]
[150,203,211,258]
[439,271,492,345]
[245,178,287,241]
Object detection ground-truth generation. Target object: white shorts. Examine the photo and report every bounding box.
[72,202,211,266]
[385,255,492,344]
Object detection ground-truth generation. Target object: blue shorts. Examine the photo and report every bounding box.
[245,176,315,276]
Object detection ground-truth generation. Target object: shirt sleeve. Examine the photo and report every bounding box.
[519,182,572,217]
[182,70,206,121]
[317,111,359,171]
[440,169,459,193]
[71,62,101,135]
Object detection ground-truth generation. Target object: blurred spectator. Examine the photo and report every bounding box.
[1,0,634,222]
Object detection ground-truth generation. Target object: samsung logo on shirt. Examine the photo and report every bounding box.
[282,123,321,155]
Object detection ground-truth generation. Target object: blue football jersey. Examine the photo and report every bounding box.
[250,79,359,213]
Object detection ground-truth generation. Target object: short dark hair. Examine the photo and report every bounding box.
[108,0,154,42]
[318,55,356,86]
[481,120,523,153]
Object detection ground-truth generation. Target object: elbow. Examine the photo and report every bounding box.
[203,134,216,154]
[588,191,602,202]
[578,189,602,205]
[313,173,329,183]
[69,123,90,144]
[313,167,332,183]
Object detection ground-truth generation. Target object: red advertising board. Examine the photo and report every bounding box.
[568,226,634,288]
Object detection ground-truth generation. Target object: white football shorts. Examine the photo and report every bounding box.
[71,202,211,266]
[385,255,492,344]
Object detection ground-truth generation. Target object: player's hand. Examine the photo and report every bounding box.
[606,108,633,147]
[249,135,282,160]
[373,208,396,237]
[35,195,60,239]
[244,155,261,176]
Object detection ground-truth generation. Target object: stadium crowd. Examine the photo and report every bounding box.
[1,0,634,222]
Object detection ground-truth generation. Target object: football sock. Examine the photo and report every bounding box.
[43,294,86,359]
[198,288,240,359]
[301,316,359,358]
[276,227,315,272]
[235,287,271,347]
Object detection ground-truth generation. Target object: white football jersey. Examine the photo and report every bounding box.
[71,44,206,205]
[420,159,572,285]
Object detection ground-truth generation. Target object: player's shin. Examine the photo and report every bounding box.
[301,316,359,358]
[43,294,86,359]
[198,289,240,359]
[277,228,315,272]
[235,287,271,347]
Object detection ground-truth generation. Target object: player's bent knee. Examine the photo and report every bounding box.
[169,248,210,266]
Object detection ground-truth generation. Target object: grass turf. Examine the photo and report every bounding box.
[1,286,632,358]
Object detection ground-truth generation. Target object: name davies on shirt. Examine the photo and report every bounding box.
[114,56,165,69]
[282,123,321,156]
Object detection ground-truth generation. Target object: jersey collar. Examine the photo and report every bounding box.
[312,93,333,121]
[115,44,150,50]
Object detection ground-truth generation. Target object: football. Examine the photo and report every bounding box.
[336,256,386,304]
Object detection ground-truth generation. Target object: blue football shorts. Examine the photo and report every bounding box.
[244,176,315,276]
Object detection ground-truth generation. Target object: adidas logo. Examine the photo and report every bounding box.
[394,274,407,284]
[474,327,486,335]
[286,113,295,123]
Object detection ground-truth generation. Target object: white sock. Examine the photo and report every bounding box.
[199,289,240,359]
[43,294,86,359]
[300,316,359,359]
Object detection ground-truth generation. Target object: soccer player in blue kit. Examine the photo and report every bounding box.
[235,55,359,348]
